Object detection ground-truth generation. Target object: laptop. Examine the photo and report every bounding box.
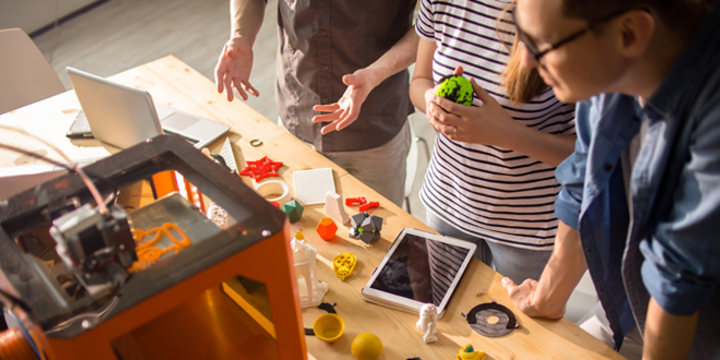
[66,67,229,149]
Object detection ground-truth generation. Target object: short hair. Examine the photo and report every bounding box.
[562,0,714,35]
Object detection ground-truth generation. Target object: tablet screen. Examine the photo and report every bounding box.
[368,233,471,306]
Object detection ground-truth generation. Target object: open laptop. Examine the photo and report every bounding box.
[66,67,229,149]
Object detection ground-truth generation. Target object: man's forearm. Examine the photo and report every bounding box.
[229,0,266,47]
[643,297,699,360]
[363,28,420,88]
[531,221,587,318]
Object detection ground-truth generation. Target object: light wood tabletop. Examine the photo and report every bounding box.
[0,56,625,360]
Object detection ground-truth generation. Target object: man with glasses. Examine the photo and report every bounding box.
[501,0,720,359]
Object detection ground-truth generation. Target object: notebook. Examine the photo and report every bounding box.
[66,67,229,149]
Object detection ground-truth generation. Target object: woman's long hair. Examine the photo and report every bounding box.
[498,1,548,105]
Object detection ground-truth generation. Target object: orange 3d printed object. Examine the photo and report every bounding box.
[132,223,190,271]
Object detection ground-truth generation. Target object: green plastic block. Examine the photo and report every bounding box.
[282,200,304,223]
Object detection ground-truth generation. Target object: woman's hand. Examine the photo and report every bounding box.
[427,77,518,145]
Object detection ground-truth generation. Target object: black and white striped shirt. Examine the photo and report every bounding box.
[417,0,576,250]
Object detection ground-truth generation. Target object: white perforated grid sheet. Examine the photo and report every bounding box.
[293,168,336,205]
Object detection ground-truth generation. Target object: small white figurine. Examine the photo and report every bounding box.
[291,231,328,308]
[324,191,349,224]
[416,303,438,343]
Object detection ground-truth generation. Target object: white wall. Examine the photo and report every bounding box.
[0,0,99,34]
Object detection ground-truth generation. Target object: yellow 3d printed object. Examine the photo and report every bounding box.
[333,253,357,281]
[455,344,485,360]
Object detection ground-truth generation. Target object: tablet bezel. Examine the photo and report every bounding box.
[361,227,476,317]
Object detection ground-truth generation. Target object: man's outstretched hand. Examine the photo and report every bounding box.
[214,36,260,102]
[312,68,378,134]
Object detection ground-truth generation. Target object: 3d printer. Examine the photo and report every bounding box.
[0,135,306,359]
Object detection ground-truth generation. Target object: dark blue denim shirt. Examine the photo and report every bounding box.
[554,3,720,356]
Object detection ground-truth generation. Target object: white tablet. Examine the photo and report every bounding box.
[361,228,476,318]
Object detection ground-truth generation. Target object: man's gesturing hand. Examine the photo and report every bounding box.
[214,36,260,102]
[312,68,378,134]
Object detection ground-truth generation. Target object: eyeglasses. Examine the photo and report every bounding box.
[513,8,641,66]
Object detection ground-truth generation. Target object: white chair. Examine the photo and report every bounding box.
[565,270,599,323]
[404,121,430,214]
[0,28,65,115]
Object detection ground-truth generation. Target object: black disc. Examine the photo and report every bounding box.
[464,301,519,337]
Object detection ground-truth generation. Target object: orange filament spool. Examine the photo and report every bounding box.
[0,328,37,360]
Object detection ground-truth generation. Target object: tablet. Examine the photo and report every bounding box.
[361,228,476,317]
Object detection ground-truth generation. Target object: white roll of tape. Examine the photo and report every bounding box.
[255,180,291,205]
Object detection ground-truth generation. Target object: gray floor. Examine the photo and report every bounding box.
[29,0,595,323]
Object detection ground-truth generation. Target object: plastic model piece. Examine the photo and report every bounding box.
[332,253,357,281]
[351,333,383,360]
[282,200,304,223]
[434,74,473,106]
[291,231,328,309]
[324,191,349,224]
[255,179,291,205]
[312,313,345,343]
[416,303,438,343]
[293,168,336,205]
[358,201,380,212]
[239,156,283,181]
[455,345,485,360]
[346,197,367,206]
[316,217,338,241]
[349,212,383,244]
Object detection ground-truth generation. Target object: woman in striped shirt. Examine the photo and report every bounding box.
[409,0,576,284]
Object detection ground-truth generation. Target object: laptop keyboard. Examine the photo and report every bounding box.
[162,129,200,144]
[161,113,198,131]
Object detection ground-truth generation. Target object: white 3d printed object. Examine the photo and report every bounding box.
[293,168,335,205]
[290,232,328,308]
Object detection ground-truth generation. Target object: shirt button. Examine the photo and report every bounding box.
[321,65,329,71]
[322,97,329,103]
[604,163,613,171]
[320,29,328,36]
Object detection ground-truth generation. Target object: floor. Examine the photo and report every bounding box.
[29,0,595,323]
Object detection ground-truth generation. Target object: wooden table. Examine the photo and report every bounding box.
[0,56,625,360]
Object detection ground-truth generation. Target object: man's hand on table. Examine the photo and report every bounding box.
[311,68,378,134]
[502,277,566,319]
[214,36,260,102]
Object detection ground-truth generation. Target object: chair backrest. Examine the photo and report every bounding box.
[0,28,66,115]
[405,121,420,199]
